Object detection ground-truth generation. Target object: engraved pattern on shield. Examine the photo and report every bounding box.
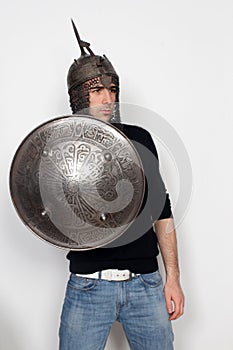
[10,116,144,249]
[39,118,140,248]
[10,125,73,247]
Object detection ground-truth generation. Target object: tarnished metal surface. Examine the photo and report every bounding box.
[67,20,120,121]
[10,115,145,250]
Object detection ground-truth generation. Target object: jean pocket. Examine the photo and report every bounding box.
[139,271,163,288]
[68,273,98,291]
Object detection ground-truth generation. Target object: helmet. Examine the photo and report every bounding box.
[67,20,120,122]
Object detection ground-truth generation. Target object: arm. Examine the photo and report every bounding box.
[154,218,184,320]
[133,127,184,319]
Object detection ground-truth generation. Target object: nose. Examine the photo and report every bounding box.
[102,88,113,104]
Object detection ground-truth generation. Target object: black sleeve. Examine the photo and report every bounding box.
[125,125,173,222]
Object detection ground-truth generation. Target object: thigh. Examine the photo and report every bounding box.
[120,271,174,350]
[59,274,117,350]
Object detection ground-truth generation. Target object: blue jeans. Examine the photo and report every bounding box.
[59,271,174,350]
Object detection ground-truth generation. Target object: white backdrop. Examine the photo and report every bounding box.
[1,0,233,349]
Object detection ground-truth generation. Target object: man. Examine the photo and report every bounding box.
[59,21,184,350]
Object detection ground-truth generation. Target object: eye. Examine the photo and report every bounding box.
[90,86,104,93]
[110,86,118,94]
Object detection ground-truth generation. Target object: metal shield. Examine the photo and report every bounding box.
[10,115,145,250]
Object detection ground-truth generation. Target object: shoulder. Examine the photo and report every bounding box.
[112,122,158,159]
[112,122,152,140]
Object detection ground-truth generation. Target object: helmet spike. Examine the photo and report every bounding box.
[71,19,94,56]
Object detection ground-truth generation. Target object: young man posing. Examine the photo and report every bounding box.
[59,22,184,350]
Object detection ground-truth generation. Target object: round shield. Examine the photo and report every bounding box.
[10,115,145,250]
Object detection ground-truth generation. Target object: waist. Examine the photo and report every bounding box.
[75,269,141,281]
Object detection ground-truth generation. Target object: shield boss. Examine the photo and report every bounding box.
[10,115,145,250]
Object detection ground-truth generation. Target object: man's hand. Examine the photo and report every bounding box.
[164,278,184,320]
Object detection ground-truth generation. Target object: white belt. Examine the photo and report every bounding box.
[75,269,140,281]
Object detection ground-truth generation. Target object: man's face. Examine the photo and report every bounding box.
[89,83,117,122]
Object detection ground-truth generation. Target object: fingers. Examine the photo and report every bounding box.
[169,295,184,320]
[164,287,185,320]
[169,302,184,321]
[166,298,174,315]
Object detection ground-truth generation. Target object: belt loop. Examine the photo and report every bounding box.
[98,271,101,279]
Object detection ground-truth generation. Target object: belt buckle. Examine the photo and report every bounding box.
[108,269,132,281]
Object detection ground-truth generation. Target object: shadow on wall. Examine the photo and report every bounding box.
[105,321,129,350]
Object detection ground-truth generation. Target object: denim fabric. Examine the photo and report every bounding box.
[59,271,174,350]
